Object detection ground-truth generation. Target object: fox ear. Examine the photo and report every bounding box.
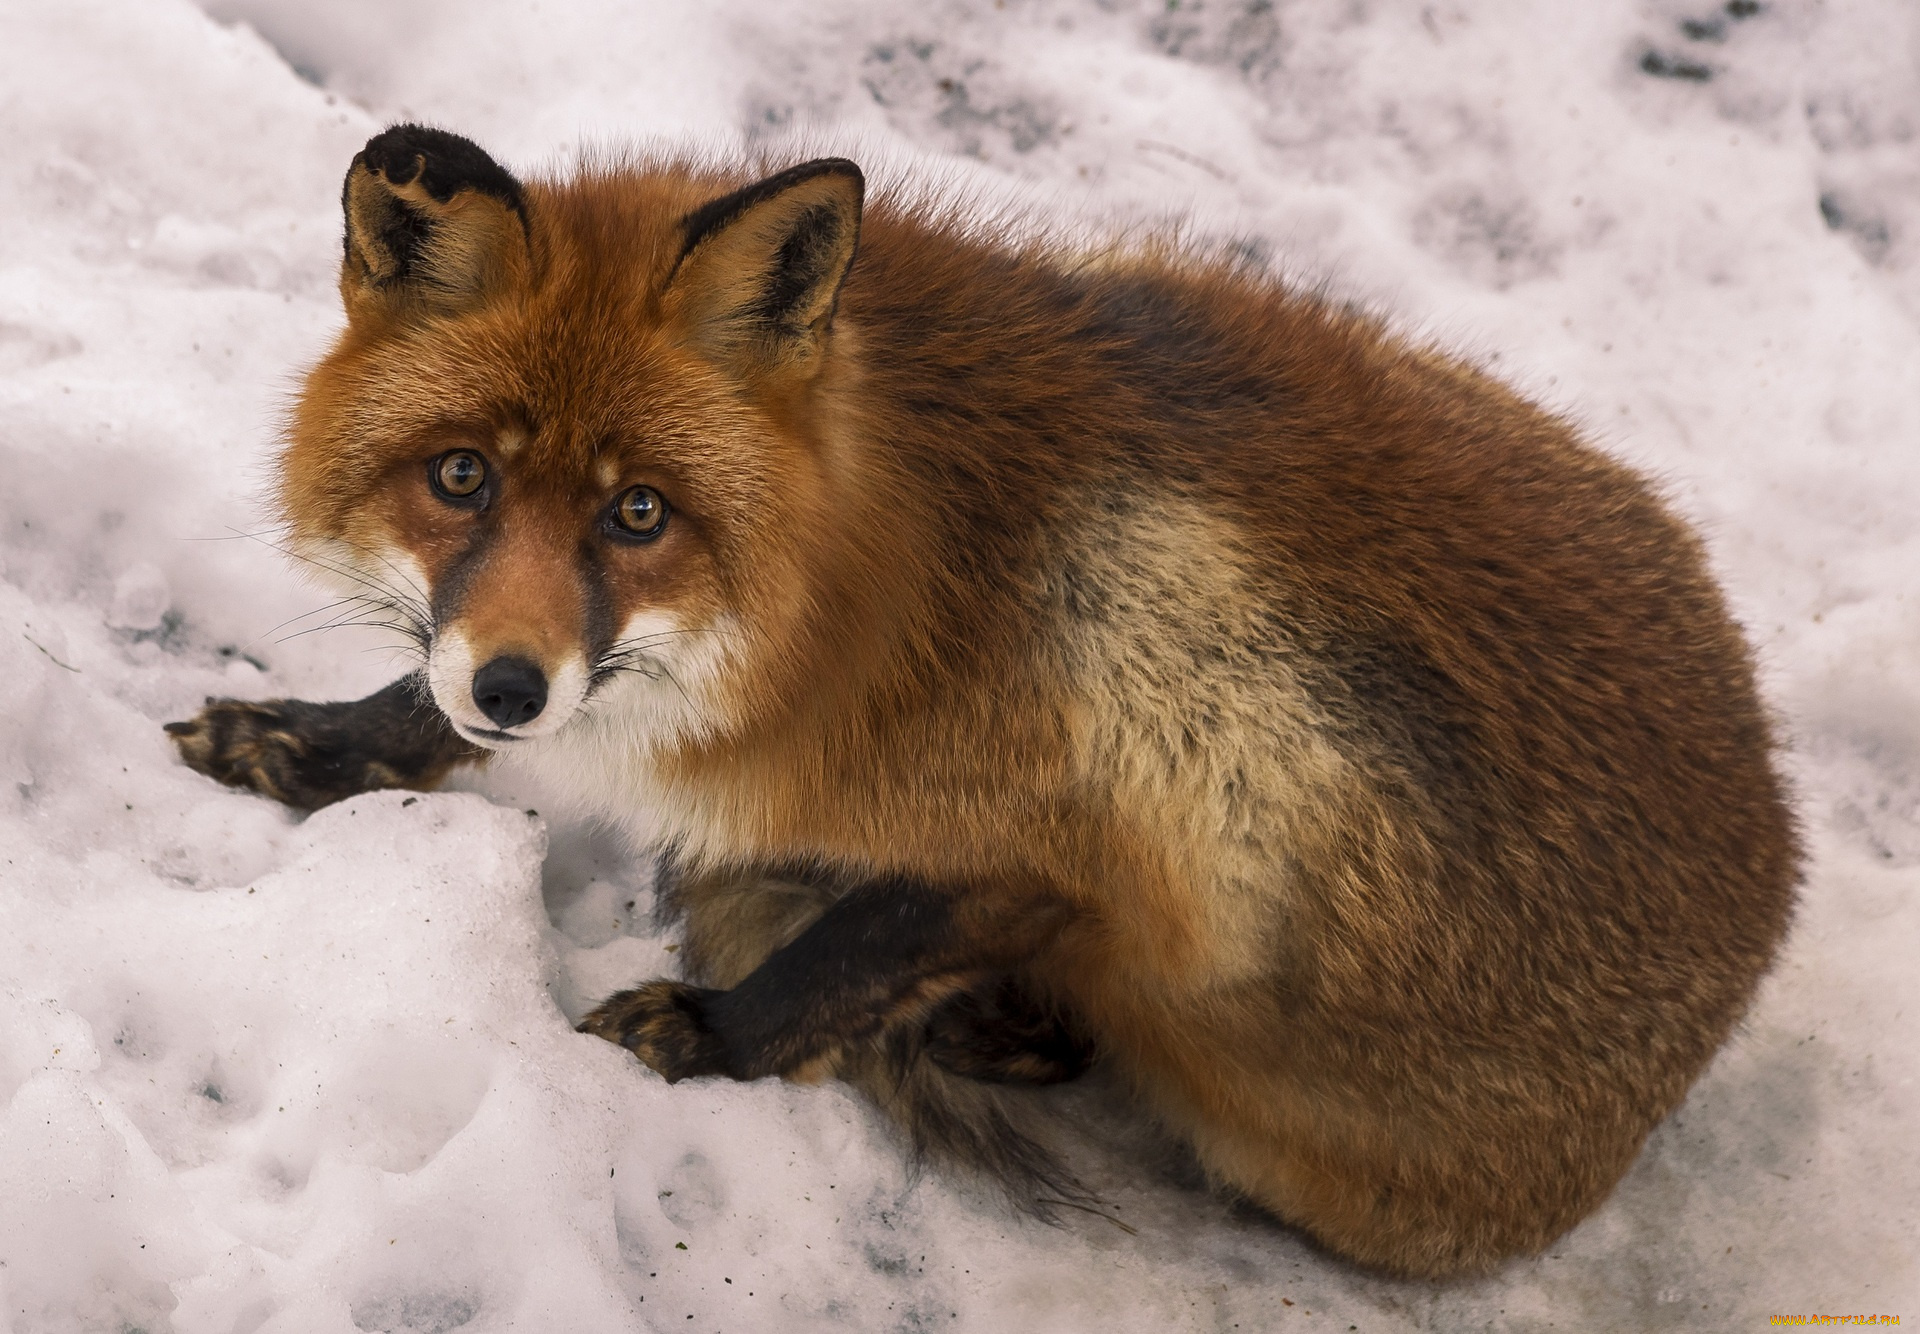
[665,159,864,374]
[340,124,529,324]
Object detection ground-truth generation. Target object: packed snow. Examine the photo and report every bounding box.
[1,0,1916,1329]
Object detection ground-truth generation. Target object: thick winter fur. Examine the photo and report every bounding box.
[169,124,1799,1279]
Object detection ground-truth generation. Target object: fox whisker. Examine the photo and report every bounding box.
[227,527,435,655]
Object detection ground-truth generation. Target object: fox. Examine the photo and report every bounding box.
[166,123,1798,1280]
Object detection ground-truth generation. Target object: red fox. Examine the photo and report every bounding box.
[168,124,1798,1279]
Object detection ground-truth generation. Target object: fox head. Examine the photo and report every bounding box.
[280,125,866,755]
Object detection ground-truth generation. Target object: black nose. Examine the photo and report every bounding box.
[471,656,547,729]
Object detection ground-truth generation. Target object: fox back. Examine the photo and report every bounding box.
[204,126,1797,1279]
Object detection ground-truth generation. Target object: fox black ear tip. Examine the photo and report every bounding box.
[354,123,521,200]
[763,157,865,199]
[356,123,431,182]
[812,158,865,196]
[360,122,453,159]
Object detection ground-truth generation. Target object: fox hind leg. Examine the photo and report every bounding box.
[579,967,1094,1088]
[581,869,1095,1207]
[645,862,1095,1085]
[924,974,1095,1086]
[663,859,845,990]
[166,673,479,811]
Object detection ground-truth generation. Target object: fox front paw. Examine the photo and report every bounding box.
[578,980,733,1083]
[165,678,475,812]
[165,697,401,811]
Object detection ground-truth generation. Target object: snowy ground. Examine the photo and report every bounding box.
[1,1,1916,1329]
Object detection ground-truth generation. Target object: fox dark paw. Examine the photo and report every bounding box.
[165,677,477,812]
[166,697,399,811]
[578,980,733,1083]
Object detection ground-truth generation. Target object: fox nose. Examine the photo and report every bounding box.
[472,656,547,729]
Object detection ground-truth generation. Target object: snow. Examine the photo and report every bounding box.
[1,0,1915,1328]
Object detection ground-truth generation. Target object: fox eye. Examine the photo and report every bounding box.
[610,485,669,540]
[430,450,487,500]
